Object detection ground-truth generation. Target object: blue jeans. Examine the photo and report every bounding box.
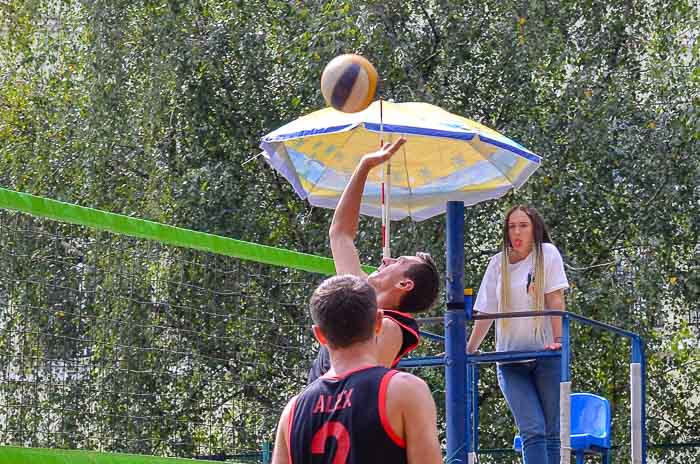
[497,357,561,464]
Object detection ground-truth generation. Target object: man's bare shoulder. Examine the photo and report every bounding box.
[376,317,403,367]
[272,395,299,464]
[281,394,298,420]
[387,371,431,398]
[381,316,402,335]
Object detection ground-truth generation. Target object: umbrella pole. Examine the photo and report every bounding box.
[385,154,391,258]
[380,97,391,259]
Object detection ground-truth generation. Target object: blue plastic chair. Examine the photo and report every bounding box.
[513,393,611,464]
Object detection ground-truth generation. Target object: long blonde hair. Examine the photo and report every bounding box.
[498,206,552,337]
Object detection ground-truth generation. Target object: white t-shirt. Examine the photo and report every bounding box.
[474,243,569,356]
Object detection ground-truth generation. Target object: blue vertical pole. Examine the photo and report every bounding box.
[262,441,272,464]
[465,286,474,321]
[465,353,472,453]
[472,364,480,456]
[445,201,466,463]
[641,342,647,464]
[561,315,571,382]
[464,288,476,457]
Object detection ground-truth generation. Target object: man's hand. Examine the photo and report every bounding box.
[359,137,407,170]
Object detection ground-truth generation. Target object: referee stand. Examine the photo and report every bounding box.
[401,201,647,464]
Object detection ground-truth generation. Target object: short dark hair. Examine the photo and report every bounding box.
[310,275,377,348]
[397,252,440,313]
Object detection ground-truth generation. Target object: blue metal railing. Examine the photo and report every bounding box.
[401,307,648,463]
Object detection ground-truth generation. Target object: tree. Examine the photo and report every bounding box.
[0,0,698,461]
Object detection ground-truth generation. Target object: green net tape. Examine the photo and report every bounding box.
[0,446,236,464]
[0,187,376,275]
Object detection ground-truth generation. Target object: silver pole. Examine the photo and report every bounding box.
[631,362,642,464]
[559,381,571,464]
[379,98,390,259]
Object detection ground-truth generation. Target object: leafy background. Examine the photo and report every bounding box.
[0,0,698,462]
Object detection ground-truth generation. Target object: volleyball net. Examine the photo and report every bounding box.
[0,187,446,462]
[0,188,327,460]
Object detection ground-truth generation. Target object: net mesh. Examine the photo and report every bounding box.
[0,209,320,458]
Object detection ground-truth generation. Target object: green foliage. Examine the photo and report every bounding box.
[0,212,318,457]
[0,0,699,462]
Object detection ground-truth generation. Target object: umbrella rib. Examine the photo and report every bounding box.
[468,134,518,188]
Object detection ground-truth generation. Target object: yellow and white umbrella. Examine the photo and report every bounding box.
[261,101,541,253]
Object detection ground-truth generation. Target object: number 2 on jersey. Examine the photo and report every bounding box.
[310,421,350,464]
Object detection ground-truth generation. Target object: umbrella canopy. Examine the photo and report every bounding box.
[260,101,541,221]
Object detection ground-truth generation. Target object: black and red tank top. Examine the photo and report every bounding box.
[307,309,419,384]
[288,366,406,464]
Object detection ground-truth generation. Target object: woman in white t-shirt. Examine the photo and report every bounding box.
[467,205,569,464]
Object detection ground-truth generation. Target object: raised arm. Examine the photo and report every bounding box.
[329,137,406,276]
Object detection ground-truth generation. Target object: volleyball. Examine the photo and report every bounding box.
[321,54,378,113]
